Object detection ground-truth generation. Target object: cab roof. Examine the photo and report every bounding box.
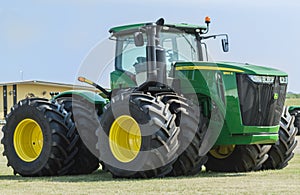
[109,22,207,35]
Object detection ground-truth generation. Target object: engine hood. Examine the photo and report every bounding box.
[175,61,287,76]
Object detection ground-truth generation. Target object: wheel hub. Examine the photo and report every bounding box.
[109,115,141,163]
[209,145,235,159]
[14,118,43,162]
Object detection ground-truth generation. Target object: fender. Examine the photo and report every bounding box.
[53,90,108,106]
[289,106,300,112]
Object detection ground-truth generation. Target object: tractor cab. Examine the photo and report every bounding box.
[109,18,228,90]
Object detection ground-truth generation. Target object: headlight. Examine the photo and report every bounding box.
[279,76,288,84]
[248,75,275,84]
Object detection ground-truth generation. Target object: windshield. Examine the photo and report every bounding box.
[115,31,199,75]
[161,32,198,67]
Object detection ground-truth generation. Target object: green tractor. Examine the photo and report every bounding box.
[1,17,298,178]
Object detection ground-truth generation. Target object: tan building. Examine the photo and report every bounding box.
[0,80,97,122]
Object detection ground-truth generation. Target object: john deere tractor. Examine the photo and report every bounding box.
[1,17,297,178]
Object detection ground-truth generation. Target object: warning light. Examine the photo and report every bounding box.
[205,16,211,24]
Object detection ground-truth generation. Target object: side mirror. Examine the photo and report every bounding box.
[134,32,144,47]
[221,38,229,52]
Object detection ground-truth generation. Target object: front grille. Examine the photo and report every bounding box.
[236,74,287,126]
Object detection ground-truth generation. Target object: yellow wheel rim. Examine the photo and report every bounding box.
[109,115,141,163]
[209,145,235,159]
[14,119,43,162]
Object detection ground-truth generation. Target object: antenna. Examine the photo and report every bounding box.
[20,70,23,80]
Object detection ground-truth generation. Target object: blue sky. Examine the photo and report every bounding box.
[1,0,300,92]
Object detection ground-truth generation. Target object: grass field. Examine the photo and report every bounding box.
[0,136,299,195]
[286,98,300,106]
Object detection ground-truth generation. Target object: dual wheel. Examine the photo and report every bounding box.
[205,106,298,172]
[1,92,210,178]
[1,98,99,176]
[206,144,270,172]
[97,92,209,178]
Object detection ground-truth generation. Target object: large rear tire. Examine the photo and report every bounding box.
[157,93,208,176]
[1,98,77,176]
[56,97,100,175]
[205,144,270,172]
[262,106,298,170]
[97,92,180,178]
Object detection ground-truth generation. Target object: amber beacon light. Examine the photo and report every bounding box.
[205,16,211,24]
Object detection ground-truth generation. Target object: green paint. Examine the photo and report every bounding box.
[174,61,284,145]
[109,22,207,34]
[89,21,288,147]
[289,106,300,111]
[54,90,108,106]
[110,70,137,89]
[175,61,287,76]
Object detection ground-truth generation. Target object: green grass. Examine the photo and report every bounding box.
[286,98,300,106]
[0,137,299,195]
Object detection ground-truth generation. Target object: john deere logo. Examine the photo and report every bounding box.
[274,93,279,100]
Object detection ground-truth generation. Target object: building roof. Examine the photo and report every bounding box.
[0,80,94,89]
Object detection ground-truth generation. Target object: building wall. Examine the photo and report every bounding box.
[0,83,94,120]
[16,83,72,100]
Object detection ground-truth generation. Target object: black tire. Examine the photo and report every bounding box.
[205,144,270,172]
[1,98,77,176]
[262,106,298,170]
[97,92,180,178]
[290,109,300,135]
[157,93,208,176]
[56,97,100,175]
